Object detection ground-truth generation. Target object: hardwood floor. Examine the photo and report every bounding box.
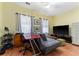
[48,43,79,56]
[0,47,32,56]
[1,43,79,56]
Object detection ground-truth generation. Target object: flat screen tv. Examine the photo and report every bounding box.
[53,25,69,36]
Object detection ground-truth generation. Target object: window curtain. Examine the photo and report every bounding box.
[16,13,31,39]
[16,13,21,33]
[41,19,49,34]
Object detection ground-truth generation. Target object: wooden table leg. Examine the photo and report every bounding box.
[29,39,36,55]
[29,39,41,56]
[32,40,41,55]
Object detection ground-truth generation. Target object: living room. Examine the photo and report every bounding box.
[0,1,79,56]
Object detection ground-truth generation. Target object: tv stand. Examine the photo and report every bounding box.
[50,34,72,43]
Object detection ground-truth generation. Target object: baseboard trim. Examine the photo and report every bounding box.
[72,44,79,46]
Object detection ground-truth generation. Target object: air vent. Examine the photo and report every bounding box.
[25,2,30,5]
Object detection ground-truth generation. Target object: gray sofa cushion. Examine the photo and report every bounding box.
[39,34,47,41]
[41,38,60,47]
[36,37,60,55]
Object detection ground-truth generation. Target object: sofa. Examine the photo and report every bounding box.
[36,34,61,55]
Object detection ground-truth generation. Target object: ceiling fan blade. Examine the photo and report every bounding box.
[25,2,30,5]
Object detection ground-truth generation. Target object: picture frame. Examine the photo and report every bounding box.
[34,26,41,33]
[34,19,41,25]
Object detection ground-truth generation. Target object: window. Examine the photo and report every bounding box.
[42,19,49,34]
[19,15,31,39]
[20,15,31,34]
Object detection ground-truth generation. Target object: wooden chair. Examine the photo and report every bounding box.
[14,33,32,55]
[13,33,23,47]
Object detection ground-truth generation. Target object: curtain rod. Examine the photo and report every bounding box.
[16,13,48,20]
[16,12,31,16]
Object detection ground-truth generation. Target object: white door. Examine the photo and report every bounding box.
[71,22,79,45]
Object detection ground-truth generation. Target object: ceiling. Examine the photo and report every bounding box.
[15,2,79,16]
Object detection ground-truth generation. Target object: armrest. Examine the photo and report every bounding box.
[47,38,57,42]
[47,35,57,39]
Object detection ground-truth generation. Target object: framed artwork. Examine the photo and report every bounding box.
[34,19,41,25]
[32,17,41,34]
[34,26,41,34]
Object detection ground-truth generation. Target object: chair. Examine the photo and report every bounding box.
[18,33,32,55]
[20,34,41,55]
[36,34,61,55]
[14,33,23,47]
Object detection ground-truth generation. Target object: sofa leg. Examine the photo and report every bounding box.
[39,51,46,56]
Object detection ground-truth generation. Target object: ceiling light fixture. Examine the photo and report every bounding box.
[45,2,59,8]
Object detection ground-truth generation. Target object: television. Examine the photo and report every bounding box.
[53,25,69,36]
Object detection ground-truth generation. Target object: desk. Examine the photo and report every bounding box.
[24,34,41,56]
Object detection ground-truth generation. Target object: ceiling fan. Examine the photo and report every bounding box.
[25,2,30,5]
